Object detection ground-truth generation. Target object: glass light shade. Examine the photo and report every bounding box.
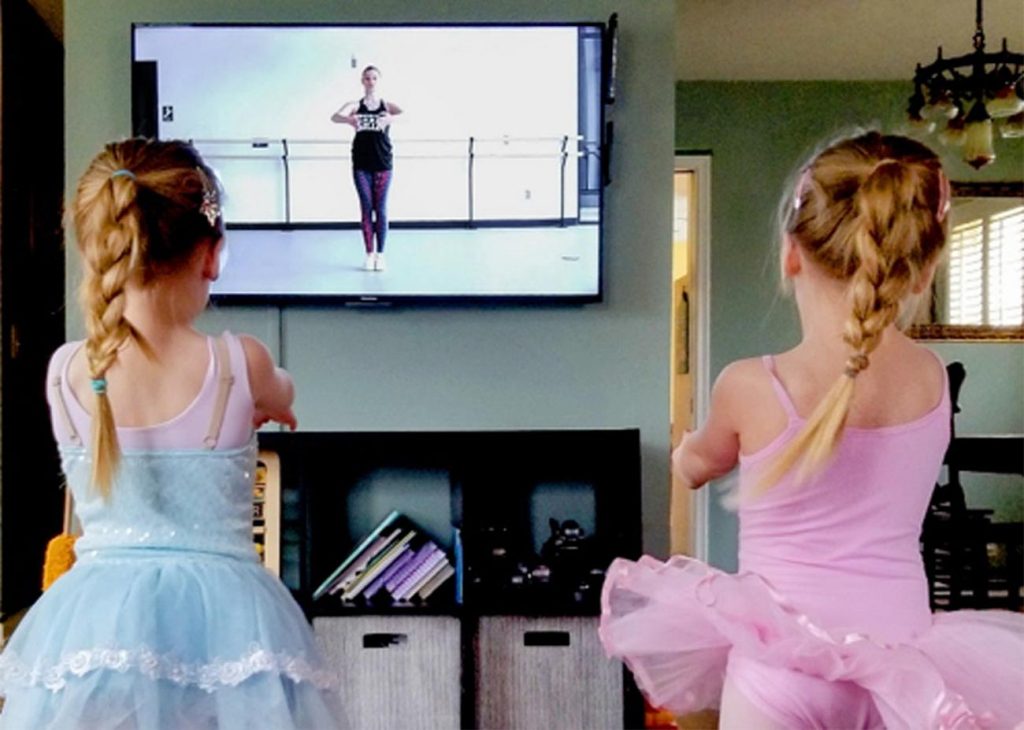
[923,92,959,120]
[908,112,937,134]
[986,87,1024,118]
[939,117,967,146]
[963,116,996,168]
[999,111,1024,138]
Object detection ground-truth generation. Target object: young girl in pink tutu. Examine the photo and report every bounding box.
[600,131,1024,729]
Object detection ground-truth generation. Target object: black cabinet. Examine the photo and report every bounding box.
[258,428,644,729]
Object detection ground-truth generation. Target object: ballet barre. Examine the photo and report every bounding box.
[192,134,599,227]
[192,135,587,146]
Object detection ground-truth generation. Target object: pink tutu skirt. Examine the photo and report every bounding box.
[599,555,1024,730]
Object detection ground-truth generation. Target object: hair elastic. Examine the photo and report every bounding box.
[110,169,136,181]
[90,377,108,395]
[843,353,870,379]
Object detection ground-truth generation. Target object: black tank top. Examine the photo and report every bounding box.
[351,98,393,172]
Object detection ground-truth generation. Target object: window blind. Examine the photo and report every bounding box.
[947,205,1023,327]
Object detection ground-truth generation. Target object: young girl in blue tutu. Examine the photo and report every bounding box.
[0,138,344,729]
[600,131,1024,729]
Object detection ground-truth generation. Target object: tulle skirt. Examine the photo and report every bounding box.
[600,555,1024,730]
[0,549,344,730]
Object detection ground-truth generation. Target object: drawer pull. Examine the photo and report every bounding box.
[523,631,570,647]
[362,633,408,648]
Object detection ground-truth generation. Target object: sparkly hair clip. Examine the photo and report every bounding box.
[196,167,221,228]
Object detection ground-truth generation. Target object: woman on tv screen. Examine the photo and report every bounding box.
[331,65,403,272]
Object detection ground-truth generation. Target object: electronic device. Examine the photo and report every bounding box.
[132,22,612,304]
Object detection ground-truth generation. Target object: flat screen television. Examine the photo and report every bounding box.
[131,22,609,304]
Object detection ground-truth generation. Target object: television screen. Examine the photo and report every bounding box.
[132,23,606,303]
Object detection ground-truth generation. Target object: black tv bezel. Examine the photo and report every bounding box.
[130,20,609,308]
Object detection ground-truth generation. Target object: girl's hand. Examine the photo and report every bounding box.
[671,433,700,490]
[379,113,393,128]
[253,407,297,431]
[671,429,693,467]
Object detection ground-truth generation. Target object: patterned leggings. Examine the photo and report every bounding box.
[353,169,392,254]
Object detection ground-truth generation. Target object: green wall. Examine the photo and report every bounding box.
[65,1,677,554]
[62,10,1023,571]
[677,81,1024,569]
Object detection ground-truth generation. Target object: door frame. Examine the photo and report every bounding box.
[674,154,712,560]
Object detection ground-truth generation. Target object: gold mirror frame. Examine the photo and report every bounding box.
[908,181,1024,342]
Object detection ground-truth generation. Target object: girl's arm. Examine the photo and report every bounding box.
[330,101,358,126]
[240,335,297,431]
[672,363,744,489]
[384,101,403,115]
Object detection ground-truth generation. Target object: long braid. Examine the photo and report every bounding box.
[843,162,912,367]
[70,138,224,496]
[74,164,143,495]
[759,133,948,490]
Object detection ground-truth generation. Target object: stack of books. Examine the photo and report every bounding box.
[251,451,280,577]
[313,510,455,606]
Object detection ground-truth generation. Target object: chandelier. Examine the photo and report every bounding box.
[907,0,1023,169]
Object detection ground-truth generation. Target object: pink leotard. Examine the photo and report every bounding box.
[737,354,946,644]
[600,353,1024,729]
[46,331,254,451]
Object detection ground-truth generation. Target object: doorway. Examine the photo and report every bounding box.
[669,156,711,560]
[1,0,66,616]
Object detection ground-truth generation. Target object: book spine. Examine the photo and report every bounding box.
[403,555,451,601]
[394,550,447,602]
[384,543,439,595]
[400,558,449,602]
[452,526,463,605]
[323,534,390,597]
[327,527,402,596]
[361,545,415,600]
[342,531,417,601]
[416,563,455,601]
[312,510,400,600]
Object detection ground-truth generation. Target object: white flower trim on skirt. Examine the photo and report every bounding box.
[0,643,337,693]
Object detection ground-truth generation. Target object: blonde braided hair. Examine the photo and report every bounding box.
[71,139,223,496]
[760,132,949,489]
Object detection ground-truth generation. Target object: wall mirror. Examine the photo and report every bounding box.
[909,181,1024,341]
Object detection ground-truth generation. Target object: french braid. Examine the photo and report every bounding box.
[760,132,948,489]
[70,139,223,495]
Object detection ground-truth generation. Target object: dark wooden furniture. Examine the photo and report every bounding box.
[258,428,644,729]
[921,363,1024,611]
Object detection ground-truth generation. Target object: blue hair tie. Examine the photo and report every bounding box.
[90,377,108,395]
[110,169,136,181]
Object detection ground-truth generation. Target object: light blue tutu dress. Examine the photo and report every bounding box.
[0,335,343,729]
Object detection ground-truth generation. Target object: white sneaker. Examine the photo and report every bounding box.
[363,253,375,271]
[374,253,386,271]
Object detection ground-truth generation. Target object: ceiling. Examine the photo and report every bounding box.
[677,0,1024,80]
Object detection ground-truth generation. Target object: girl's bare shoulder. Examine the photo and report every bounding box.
[716,355,793,455]
[715,356,776,403]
